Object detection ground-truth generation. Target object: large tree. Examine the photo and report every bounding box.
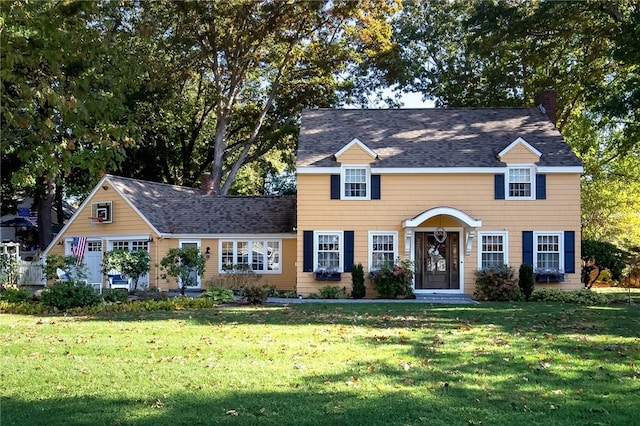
[391,0,640,249]
[1,1,138,248]
[121,0,399,193]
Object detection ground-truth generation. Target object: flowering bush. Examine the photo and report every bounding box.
[369,258,414,299]
[473,265,521,301]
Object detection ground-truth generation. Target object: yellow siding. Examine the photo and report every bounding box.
[336,144,376,164]
[51,185,297,291]
[500,144,540,164]
[297,172,582,296]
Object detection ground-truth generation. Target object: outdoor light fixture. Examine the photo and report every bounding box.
[147,236,154,243]
[102,185,109,191]
[205,247,211,260]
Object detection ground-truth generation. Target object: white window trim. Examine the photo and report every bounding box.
[533,231,564,272]
[477,231,509,269]
[368,231,398,271]
[341,165,370,200]
[218,239,282,274]
[505,164,536,200]
[314,231,344,272]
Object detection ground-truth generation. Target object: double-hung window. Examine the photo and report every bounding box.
[369,232,397,270]
[342,167,369,199]
[507,166,534,199]
[534,232,563,271]
[315,232,342,272]
[478,232,508,269]
[219,240,281,273]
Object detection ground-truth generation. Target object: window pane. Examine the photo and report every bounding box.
[508,168,532,197]
[344,168,367,197]
[251,241,265,271]
[536,234,560,269]
[480,234,505,269]
[267,241,280,271]
[317,234,341,269]
[236,241,249,266]
[371,234,395,269]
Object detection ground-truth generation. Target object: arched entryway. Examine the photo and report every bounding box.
[402,207,481,294]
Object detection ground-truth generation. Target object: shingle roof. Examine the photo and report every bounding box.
[297,108,582,168]
[107,175,296,235]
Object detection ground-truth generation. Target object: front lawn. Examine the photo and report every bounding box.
[1,302,638,425]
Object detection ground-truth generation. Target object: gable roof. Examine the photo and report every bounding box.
[297,108,582,169]
[107,175,296,235]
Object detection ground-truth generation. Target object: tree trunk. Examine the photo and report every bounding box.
[36,177,55,251]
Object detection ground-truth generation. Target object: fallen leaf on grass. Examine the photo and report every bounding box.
[226,409,238,416]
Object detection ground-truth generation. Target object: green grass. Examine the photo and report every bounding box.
[1,302,639,425]
[593,286,640,304]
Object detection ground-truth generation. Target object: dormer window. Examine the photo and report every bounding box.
[507,166,534,200]
[342,166,369,199]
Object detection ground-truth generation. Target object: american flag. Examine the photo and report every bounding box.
[72,237,88,266]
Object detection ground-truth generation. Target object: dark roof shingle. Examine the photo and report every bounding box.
[297,108,582,168]
[107,175,296,235]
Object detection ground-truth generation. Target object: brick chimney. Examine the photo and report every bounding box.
[534,89,557,126]
[200,173,214,195]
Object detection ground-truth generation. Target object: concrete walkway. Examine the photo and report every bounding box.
[265,294,478,305]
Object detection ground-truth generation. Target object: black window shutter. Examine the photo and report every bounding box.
[522,231,534,266]
[536,174,547,200]
[344,231,354,272]
[330,175,340,199]
[303,231,314,272]
[371,175,381,200]
[564,231,575,273]
[495,174,505,199]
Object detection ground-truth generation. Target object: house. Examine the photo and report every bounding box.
[44,92,583,297]
[296,96,582,296]
[43,175,297,292]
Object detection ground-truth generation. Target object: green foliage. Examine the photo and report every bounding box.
[582,240,627,280]
[101,289,129,303]
[518,264,535,301]
[474,265,522,301]
[0,285,32,303]
[202,287,236,304]
[281,290,299,298]
[0,253,20,287]
[319,286,345,299]
[530,289,611,306]
[160,247,206,295]
[241,285,271,305]
[43,254,87,281]
[40,280,101,310]
[101,249,151,291]
[1,1,138,247]
[370,258,414,299]
[351,263,366,299]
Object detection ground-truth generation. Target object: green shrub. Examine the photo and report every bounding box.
[319,285,344,299]
[0,300,47,315]
[281,290,299,298]
[351,263,366,299]
[0,285,32,303]
[102,288,129,303]
[40,280,102,310]
[242,285,270,305]
[202,287,235,303]
[531,288,611,305]
[370,259,414,299]
[474,265,521,301]
[582,240,627,281]
[518,264,535,301]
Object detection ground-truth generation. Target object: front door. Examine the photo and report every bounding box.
[415,231,460,290]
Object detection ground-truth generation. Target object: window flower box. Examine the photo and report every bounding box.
[534,268,565,283]
[314,267,341,281]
